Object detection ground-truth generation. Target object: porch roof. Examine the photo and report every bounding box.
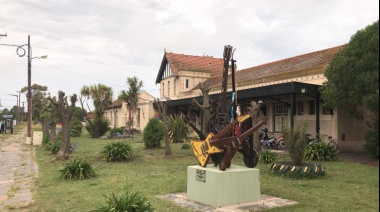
[167,82,320,107]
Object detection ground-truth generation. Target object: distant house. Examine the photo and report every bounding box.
[155,46,371,152]
[104,91,155,131]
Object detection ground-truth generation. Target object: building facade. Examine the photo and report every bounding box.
[104,91,155,131]
[155,46,371,152]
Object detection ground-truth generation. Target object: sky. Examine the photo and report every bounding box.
[0,0,378,111]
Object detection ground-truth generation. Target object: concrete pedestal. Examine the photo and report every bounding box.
[33,131,42,145]
[187,165,260,207]
[25,137,32,145]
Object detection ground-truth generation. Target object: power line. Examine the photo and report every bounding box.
[33,44,156,78]
[37,60,129,89]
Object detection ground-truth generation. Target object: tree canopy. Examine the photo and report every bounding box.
[320,20,379,118]
[320,20,379,158]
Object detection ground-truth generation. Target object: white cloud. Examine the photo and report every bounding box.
[0,0,378,110]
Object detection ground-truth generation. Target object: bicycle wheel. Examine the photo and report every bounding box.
[328,141,338,151]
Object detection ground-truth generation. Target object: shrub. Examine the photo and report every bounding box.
[85,118,110,138]
[94,191,154,212]
[364,117,379,159]
[70,118,83,134]
[259,150,277,164]
[109,127,124,135]
[143,118,164,149]
[45,140,61,154]
[282,122,308,166]
[70,129,81,137]
[304,142,338,161]
[42,134,50,146]
[101,142,133,162]
[181,142,191,149]
[168,114,189,143]
[59,159,96,180]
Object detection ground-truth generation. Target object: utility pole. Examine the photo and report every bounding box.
[27,35,32,139]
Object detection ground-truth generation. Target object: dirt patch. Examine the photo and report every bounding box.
[338,152,378,167]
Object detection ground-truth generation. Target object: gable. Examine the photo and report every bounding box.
[156,52,224,84]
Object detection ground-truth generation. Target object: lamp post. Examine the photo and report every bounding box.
[1,35,47,143]
[24,36,47,142]
[16,91,21,122]
[6,94,18,122]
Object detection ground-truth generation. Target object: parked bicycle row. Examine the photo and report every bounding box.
[260,128,338,151]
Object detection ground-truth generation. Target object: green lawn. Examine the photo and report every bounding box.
[29,132,379,211]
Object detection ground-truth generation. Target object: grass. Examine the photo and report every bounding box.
[28,130,379,211]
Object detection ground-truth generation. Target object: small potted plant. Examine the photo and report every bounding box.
[270,122,325,178]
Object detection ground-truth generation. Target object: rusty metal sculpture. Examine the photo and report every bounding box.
[190,45,267,171]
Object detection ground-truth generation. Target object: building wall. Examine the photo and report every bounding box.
[104,91,155,131]
[160,71,211,99]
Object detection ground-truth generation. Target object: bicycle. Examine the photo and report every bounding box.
[305,133,338,151]
[326,136,338,151]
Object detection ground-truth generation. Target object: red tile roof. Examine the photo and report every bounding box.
[201,45,345,89]
[166,53,225,77]
[104,100,122,110]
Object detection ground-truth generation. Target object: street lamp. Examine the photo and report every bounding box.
[1,35,47,144]
[6,94,18,123]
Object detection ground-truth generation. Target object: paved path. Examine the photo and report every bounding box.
[0,126,37,211]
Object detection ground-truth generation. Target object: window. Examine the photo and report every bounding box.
[162,82,164,97]
[137,108,141,127]
[309,100,315,115]
[174,79,176,95]
[298,101,304,115]
[274,104,288,132]
[185,79,189,88]
[323,107,333,115]
[168,81,170,97]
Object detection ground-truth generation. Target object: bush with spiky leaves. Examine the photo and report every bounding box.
[304,142,338,161]
[259,150,277,164]
[94,191,154,212]
[168,114,190,143]
[101,142,133,162]
[282,122,308,166]
[59,159,96,180]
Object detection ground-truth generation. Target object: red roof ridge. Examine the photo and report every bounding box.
[240,45,345,72]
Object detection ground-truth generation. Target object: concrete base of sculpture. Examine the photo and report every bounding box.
[187,165,260,207]
[26,137,32,145]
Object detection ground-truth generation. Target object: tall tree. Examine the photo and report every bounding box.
[20,84,49,125]
[118,76,143,133]
[320,20,379,157]
[48,91,77,160]
[80,84,113,138]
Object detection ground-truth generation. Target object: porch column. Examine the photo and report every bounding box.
[290,93,295,129]
[316,93,320,139]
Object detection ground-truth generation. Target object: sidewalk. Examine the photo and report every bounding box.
[0,125,37,211]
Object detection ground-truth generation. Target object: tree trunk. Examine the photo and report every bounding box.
[57,119,70,160]
[49,122,57,141]
[163,113,172,156]
[42,119,49,142]
[250,101,263,151]
[48,91,77,160]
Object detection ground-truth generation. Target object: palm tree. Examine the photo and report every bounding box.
[118,76,143,135]
[80,84,113,138]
